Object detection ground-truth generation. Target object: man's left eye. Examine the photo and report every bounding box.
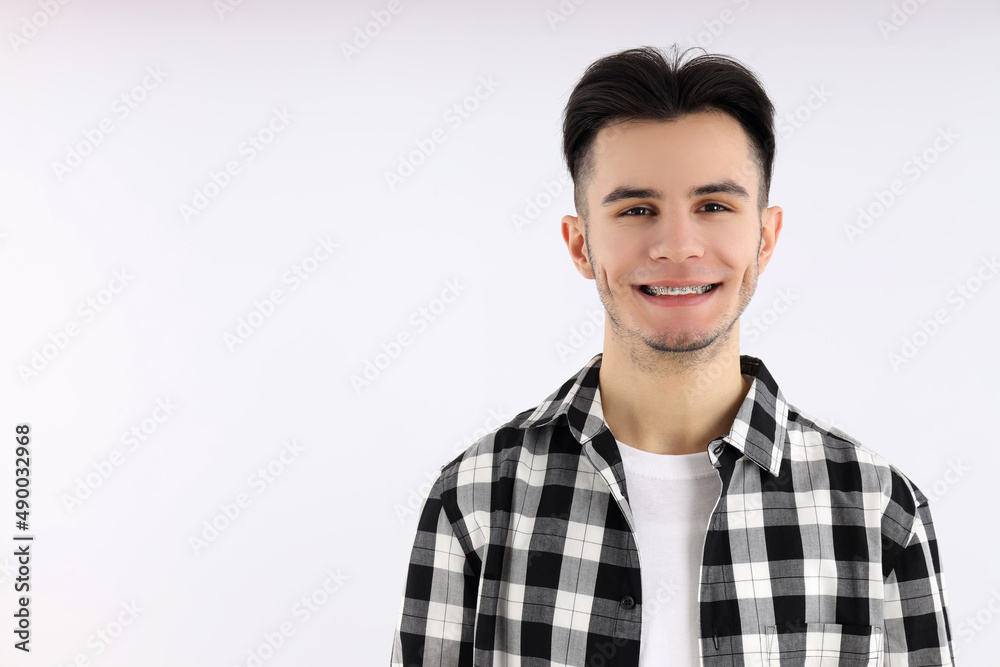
[701,202,730,213]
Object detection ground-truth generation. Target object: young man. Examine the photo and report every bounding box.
[391,46,954,666]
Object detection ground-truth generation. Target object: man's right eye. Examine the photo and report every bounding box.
[621,206,654,217]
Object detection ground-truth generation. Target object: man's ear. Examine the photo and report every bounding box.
[757,205,782,274]
[562,214,595,280]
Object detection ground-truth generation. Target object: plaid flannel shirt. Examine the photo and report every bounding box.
[391,353,954,666]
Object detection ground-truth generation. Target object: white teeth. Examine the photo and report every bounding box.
[642,284,714,296]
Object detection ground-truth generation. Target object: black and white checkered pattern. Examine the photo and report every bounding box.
[391,354,954,666]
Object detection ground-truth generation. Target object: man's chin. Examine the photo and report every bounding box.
[638,320,737,355]
[643,338,716,354]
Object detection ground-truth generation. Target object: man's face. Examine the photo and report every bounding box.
[561,111,782,359]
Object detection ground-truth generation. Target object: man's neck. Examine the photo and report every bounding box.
[598,329,751,456]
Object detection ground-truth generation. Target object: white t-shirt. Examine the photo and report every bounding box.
[615,439,723,667]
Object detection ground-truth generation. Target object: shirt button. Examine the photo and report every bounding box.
[713,443,725,455]
[620,595,635,610]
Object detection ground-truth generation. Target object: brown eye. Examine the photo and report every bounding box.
[701,202,730,213]
[622,206,653,216]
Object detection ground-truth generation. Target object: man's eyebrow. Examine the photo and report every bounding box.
[689,179,750,201]
[600,186,663,207]
[600,180,750,207]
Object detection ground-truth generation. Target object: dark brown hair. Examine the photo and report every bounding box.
[562,45,776,217]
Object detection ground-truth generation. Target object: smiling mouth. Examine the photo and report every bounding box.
[639,284,718,296]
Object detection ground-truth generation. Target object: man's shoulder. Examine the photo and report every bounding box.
[434,359,598,490]
[436,404,564,486]
[421,402,573,543]
[784,403,876,456]
[783,402,927,508]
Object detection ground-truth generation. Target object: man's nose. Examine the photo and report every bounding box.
[647,211,704,263]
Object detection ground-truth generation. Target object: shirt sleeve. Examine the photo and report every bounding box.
[882,473,955,665]
[390,472,480,667]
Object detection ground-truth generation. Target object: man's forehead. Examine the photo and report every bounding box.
[588,113,759,195]
[593,113,750,160]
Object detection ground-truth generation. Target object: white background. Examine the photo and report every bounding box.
[1,0,997,665]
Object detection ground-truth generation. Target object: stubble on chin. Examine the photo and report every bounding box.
[588,247,760,377]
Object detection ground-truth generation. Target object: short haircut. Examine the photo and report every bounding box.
[562,45,776,219]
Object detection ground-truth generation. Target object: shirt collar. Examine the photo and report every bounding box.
[511,352,789,477]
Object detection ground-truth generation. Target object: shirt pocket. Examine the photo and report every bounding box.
[764,623,883,666]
